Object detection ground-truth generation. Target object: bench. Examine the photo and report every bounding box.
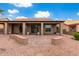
[51,36,63,45]
[10,35,28,45]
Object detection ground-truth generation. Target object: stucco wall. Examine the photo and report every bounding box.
[0,24,4,34]
[8,24,12,34]
[76,25,79,32]
[61,24,70,34]
[13,25,20,34]
[63,25,70,32]
[8,24,22,34]
[26,25,31,34]
[0,24,4,29]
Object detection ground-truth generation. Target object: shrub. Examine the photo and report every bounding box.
[73,32,79,40]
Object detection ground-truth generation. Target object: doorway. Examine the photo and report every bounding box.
[11,24,22,34]
[31,24,40,34]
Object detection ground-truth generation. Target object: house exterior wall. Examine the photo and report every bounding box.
[65,26,70,32]
[26,24,31,34]
[8,24,12,34]
[8,24,22,34]
[62,24,77,34]
[61,24,70,34]
[53,25,57,34]
[0,21,64,35]
[0,23,4,34]
[13,25,20,34]
[76,25,79,32]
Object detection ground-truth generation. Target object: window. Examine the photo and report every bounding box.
[44,25,51,32]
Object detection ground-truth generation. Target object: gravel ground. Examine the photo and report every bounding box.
[0,34,79,56]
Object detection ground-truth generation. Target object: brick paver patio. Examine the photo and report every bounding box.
[0,34,79,56]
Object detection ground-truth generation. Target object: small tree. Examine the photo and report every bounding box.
[0,9,4,18]
[0,9,4,14]
[73,32,79,40]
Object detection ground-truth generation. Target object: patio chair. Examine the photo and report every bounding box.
[27,32,30,35]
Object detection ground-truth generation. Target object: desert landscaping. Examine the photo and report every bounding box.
[0,34,78,56]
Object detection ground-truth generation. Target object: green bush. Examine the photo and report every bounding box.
[73,32,79,40]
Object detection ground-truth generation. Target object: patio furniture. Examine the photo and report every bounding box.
[27,32,30,35]
[0,48,6,51]
[37,32,40,35]
[10,35,28,45]
[0,48,6,54]
[51,36,62,45]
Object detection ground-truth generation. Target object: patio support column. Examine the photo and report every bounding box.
[4,22,8,34]
[22,23,26,35]
[41,23,44,35]
[76,24,79,32]
[59,23,63,35]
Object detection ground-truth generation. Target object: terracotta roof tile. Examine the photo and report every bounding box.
[0,18,9,21]
[64,20,79,25]
[16,18,53,21]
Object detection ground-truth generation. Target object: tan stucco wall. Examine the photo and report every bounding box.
[76,25,79,32]
[13,25,20,34]
[63,24,70,32]
[0,24,4,29]
[8,24,11,34]
[0,24,4,34]
[62,24,77,34]
[26,25,31,34]
[8,24,21,34]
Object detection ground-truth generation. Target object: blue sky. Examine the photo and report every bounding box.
[0,3,79,20]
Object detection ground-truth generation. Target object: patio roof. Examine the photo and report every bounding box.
[16,18,53,21]
[0,18,64,22]
[16,18,64,22]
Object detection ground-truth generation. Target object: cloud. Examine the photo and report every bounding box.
[55,18,59,20]
[8,9,19,14]
[55,18,64,21]
[11,3,32,8]
[8,14,13,17]
[16,16,28,19]
[34,11,50,18]
[7,17,13,20]
[67,18,72,20]
[77,12,79,16]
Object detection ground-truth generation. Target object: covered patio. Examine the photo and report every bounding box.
[0,20,64,35]
[8,23,22,34]
[25,22,60,35]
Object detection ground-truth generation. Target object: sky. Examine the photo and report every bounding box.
[0,3,79,20]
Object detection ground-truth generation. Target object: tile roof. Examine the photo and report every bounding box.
[0,18,9,21]
[16,18,53,21]
[64,20,79,25]
[0,18,64,22]
[16,18,64,22]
